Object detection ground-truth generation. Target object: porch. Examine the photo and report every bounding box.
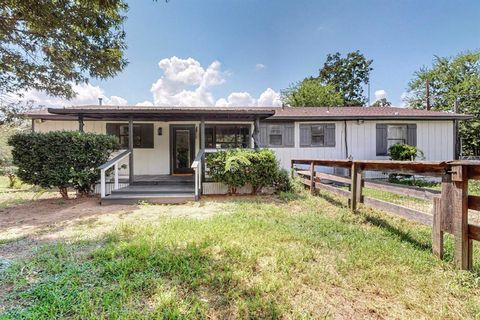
[46,106,275,204]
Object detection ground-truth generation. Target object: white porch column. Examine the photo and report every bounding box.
[128,116,134,184]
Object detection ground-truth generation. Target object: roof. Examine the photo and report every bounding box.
[269,106,472,121]
[24,105,472,121]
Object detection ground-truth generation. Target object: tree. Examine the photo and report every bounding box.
[0,0,128,99]
[318,51,373,106]
[405,51,480,156]
[370,98,392,107]
[281,78,344,107]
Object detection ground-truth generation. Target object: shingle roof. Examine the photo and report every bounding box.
[269,106,471,120]
[24,105,471,121]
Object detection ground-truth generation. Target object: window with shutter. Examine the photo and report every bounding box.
[299,123,336,147]
[376,123,417,156]
[260,123,295,147]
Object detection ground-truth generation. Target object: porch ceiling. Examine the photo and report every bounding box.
[46,106,275,121]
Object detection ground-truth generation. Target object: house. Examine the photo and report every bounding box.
[26,105,471,203]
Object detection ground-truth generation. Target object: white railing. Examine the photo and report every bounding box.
[191,149,205,201]
[98,149,131,198]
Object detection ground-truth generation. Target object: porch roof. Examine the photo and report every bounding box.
[43,106,276,121]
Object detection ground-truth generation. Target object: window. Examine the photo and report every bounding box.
[106,123,154,149]
[387,125,407,148]
[258,123,294,148]
[376,123,416,156]
[269,125,283,146]
[300,123,335,147]
[205,125,251,149]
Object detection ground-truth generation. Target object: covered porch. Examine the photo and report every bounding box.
[47,106,275,203]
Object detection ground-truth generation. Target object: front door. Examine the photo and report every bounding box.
[171,125,195,174]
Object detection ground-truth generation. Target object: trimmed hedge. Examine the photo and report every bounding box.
[207,149,291,195]
[8,131,118,198]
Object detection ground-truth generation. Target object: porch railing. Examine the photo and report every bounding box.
[191,149,205,200]
[98,149,131,198]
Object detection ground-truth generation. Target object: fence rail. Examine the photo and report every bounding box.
[292,158,480,271]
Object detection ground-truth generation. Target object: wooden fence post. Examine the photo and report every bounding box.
[432,196,444,259]
[351,162,358,212]
[451,165,471,270]
[356,169,364,204]
[310,161,315,195]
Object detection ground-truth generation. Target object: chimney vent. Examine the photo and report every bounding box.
[98,98,103,106]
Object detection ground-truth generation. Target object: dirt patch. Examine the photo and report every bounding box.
[0,196,233,260]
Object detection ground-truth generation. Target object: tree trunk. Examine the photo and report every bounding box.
[59,187,69,199]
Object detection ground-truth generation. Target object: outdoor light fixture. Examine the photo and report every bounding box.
[157,127,163,135]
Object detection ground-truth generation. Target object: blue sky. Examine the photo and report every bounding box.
[31,0,480,107]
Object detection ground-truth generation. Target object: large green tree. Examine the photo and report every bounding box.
[405,51,480,156]
[318,51,373,106]
[281,78,344,107]
[0,0,128,99]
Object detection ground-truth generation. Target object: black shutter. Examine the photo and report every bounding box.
[299,124,311,147]
[407,124,417,146]
[284,124,295,147]
[376,124,388,156]
[258,124,267,147]
[325,124,336,147]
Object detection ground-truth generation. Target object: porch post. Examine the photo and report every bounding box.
[200,116,205,195]
[253,116,260,149]
[78,114,84,133]
[128,116,134,184]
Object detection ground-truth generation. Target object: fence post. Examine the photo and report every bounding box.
[310,161,315,195]
[450,165,471,270]
[356,169,364,204]
[291,160,294,179]
[432,196,443,259]
[350,162,358,212]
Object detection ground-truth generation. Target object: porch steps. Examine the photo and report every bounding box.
[101,182,196,205]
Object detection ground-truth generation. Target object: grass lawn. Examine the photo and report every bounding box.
[1,181,480,318]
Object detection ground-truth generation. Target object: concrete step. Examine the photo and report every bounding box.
[101,193,196,205]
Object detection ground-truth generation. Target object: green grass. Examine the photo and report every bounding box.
[1,189,480,319]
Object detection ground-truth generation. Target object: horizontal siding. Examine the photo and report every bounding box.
[34,118,455,174]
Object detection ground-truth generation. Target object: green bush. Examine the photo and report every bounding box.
[273,169,293,193]
[8,131,119,198]
[206,149,291,195]
[388,143,420,161]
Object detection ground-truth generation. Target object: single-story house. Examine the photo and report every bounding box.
[26,105,471,203]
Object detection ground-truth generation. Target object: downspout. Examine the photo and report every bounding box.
[344,120,349,159]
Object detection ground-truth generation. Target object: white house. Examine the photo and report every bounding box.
[26,105,470,203]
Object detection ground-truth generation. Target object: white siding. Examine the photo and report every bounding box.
[34,118,455,173]
[34,119,254,175]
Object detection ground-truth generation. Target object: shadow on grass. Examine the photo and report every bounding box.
[1,231,282,319]
[317,191,348,209]
[363,214,431,252]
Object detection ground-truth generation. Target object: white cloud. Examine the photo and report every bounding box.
[150,56,226,106]
[374,89,387,101]
[135,100,154,107]
[14,83,128,108]
[257,88,282,107]
[255,63,266,70]
[215,88,282,107]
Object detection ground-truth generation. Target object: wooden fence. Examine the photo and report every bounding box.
[291,159,480,271]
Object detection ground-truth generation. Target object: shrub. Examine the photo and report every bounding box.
[8,131,119,198]
[207,149,249,194]
[273,169,293,193]
[206,148,291,195]
[388,143,420,161]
